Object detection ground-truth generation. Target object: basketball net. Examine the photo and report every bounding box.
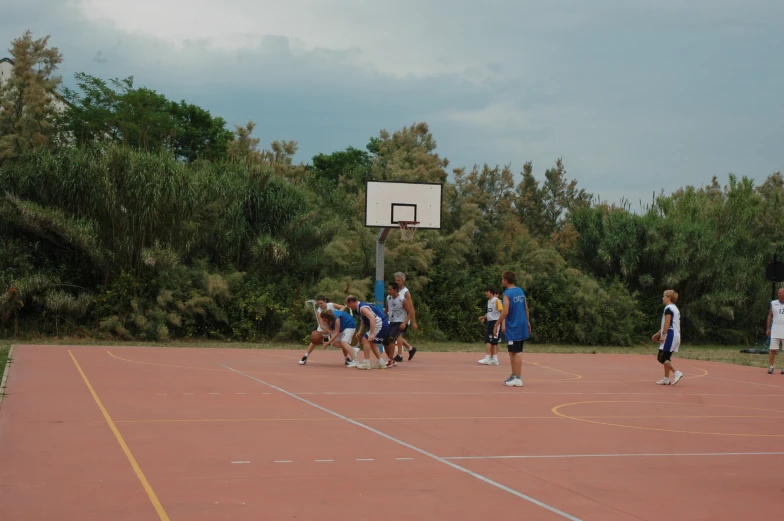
[398,221,419,242]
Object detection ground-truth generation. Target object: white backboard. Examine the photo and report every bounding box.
[365,181,442,229]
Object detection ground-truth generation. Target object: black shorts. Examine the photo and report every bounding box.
[485,320,500,345]
[388,322,405,342]
[506,340,525,353]
[657,350,673,364]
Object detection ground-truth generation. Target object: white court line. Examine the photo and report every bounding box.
[443,451,784,461]
[156,393,167,396]
[220,363,583,521]
[315,459,333,463]
[236,393,247,395]
[396,457,413,461]
[182,393,195,395]
[274,460,292,463]
[295,391,784,397]
[209,393,220,395]
[231,461,251,464]
[356,458,374,461]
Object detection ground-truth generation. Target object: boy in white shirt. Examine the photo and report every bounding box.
[478,287,502,365]
[766,287,784,374]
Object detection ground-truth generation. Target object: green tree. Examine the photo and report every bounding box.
[59,73,233,162]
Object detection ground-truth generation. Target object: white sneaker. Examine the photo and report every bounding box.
[503,375,523,387]
[374,360,387,369]
[656,378,670,385]
[346,360,359,368]
[356,360,372,370]
[478,356,491,364]
[671,371,683,385]
[489,358,500,365]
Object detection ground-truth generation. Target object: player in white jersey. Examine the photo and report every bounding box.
[385,282,413,368]
[393,272,418,361]
[300,296,357,365]
[651,289,683,385]
[765,287,784,374]
[478,287,502,365]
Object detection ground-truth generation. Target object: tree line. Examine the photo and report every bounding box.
[1,31,782,346]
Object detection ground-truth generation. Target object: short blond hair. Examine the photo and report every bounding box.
[664,289,679,303]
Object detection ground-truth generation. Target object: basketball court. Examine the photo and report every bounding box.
[1,344,783,521]
[3,182,783,520]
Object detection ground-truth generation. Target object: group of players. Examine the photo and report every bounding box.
[299,270,532,387]
[299,272,418,370]
[294,266,784,384]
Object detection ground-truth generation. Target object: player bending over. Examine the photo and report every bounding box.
[300,296,354,365]
[318,309,361,367]
[345,295,389,370]
[765,287,784,374]
[495,271,530,387]
[478,287,502,365]
[385,282,414,368]
[651,290,684,385]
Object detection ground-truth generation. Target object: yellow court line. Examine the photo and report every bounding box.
[552,400,784,438]
[523,360,582,380]
[107,413,784,424]
[69,351,170,521]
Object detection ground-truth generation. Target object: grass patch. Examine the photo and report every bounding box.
[0,340,12,395]
[0,336,774,369]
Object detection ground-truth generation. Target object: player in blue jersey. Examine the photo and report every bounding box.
[494,271,531,387]
[319,309,361,367]
[345,295,390,370]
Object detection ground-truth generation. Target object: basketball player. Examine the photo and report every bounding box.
[765,287,784,374]
[345,295,389,370]
[478,287,502,365]
[385,281,414,368]
[651,290,684,385]
[392,272,417,361]
[299,296,355,365]
[319,309,360,367]
[494,271,530,387]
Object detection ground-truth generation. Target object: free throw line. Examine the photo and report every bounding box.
[219,363,583,521]
[69,351,170,521]
[443,451,784,461]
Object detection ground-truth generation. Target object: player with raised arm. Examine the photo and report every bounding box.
[478,287,502,365]
[385,281,413,368]
[393,272,418,361]
[651,290,684,385]
[345,295,389,370]
[766,287,784,374]
[494,271,530,387]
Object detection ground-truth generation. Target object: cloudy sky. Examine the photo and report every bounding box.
[3,0,782,207]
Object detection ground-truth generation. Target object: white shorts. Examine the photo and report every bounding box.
[337,328,355,344]
[770,338,784,350]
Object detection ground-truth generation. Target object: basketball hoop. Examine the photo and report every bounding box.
[398,221,419,242]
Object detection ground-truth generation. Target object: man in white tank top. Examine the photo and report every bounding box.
[393,272,418,361]
[766,287,784,374]
[385,282,413,367]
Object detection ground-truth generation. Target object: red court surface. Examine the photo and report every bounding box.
[2,344,784,521]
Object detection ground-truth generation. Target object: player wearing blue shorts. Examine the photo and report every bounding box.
[494,271,530,387]
[345,295,389,370]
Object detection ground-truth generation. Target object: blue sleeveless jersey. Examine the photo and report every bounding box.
[503,286,529,341]
[357,302,388,327]
[332,310,356,331]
